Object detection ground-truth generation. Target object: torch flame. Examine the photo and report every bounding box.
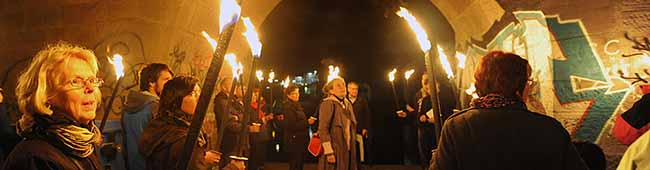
[404,69,415,80]
[109,54,125,78]
[282,76,291,88]
[437,46,454,79]
[327,65,341,82]
[466,83,479,99]
[256,70,264,82]
[225,53,242,79]
[388,68,397,82]
[268,71,275,83]
[242,17,262,57]
[396,7,431,52]
[237,62,243,78]
[219,0,241,33]
[456,52,467,69]
[201,31,218,52]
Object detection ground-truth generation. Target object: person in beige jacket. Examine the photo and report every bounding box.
[317,77,358,170]
[618,130,650,170]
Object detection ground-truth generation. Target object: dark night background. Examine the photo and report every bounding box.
[258,0,456,163]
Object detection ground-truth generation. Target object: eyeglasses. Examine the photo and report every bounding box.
[65,77,104,88]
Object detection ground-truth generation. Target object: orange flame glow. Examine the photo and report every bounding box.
[109,54,125,78]
[456,52,467,69]
[219,0,241,33]
[256,70,264,82]
[466,83,479,99]
[242,17,262,57]
[396,7,431,52]
[282,76,291,88]
[201,31,218,52]
[225,53,242,79]
[404,69,415,80]
[268,71,275,84]
[437,46,454,79]
[388,68,397,82]
[327,65,341,82]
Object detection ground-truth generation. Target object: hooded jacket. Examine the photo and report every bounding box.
[122,90,159,170]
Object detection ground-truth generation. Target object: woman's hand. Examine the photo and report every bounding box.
[204,151,221,164]
[230,160,246,170]
[396,111,407,118]
[419,115,427,123]
[326,154,336,163]
[406,104,415,112]
[308,117,317,125]
[427,117,435,124]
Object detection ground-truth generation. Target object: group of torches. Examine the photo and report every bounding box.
[386,7,477,111]
[100,1,480,169]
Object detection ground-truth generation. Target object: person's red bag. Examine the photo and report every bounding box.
[613,115,650,145]
[308,136,322,157]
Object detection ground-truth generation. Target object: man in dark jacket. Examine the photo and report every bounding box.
[347,82,371,163]
[122,63,173,170]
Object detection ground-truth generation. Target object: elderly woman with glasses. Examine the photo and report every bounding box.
[3,42,104,170]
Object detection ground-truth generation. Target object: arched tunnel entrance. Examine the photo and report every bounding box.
[1,0,649,169]
[258,0,456,164]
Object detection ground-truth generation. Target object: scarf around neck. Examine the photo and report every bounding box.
[160,109,207,147]
[29,108,102,158]
[470,94,524,109]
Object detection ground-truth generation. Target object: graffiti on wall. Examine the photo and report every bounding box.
[168,39,213,82]
[94,33,214,119]
[462,11,650,142]
[93,33,149,119]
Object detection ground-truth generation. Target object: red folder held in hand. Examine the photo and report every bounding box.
[308,136,322,157]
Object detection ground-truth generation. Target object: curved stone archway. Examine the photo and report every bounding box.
[2,0,650,167]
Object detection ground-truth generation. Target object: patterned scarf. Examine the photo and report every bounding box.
[28,110,102,158]
[470,93,523,109]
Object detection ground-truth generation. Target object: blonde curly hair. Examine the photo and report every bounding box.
[15,42,99,134]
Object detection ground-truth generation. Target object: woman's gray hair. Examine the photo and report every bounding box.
[15,42,99,134]
[322,77,345,95]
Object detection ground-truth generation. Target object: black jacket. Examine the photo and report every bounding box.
[139,114,209,170]
[350,97,371,133]
[281,100,310,152]
[3,139,101,170]
[431,103,588,170]
[3,112,101,170]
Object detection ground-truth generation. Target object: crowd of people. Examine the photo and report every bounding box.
[1,42,650,170]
